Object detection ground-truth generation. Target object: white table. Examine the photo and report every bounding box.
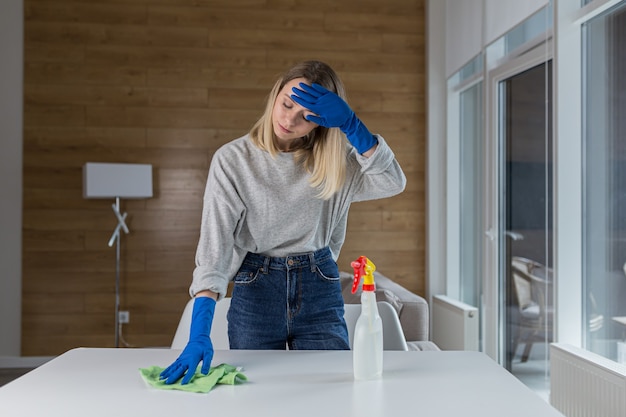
[0,348,563,417]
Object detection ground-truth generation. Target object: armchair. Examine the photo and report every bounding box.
[510,256,554,362]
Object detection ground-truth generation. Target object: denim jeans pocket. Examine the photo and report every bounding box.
[313,257,340,282]
[233,264,262,285]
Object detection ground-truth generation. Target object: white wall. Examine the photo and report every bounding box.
[444,0,549,77]
[483,0,549,45]
[0,0,23,357]
[425,0,448,303]
[445,0,483,78]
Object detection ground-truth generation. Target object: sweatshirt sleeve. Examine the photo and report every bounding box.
[348,135,407,203]
[189,148,245,300]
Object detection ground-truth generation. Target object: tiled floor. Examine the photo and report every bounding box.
[510,343,551,402]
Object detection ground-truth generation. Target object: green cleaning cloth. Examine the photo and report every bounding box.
[139,363,247,393]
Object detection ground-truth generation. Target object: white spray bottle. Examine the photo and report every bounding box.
[351,255,383,380]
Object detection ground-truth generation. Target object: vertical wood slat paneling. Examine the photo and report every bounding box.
[22,0,426,355]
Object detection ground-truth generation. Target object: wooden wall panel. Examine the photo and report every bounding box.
[22,0,426,355]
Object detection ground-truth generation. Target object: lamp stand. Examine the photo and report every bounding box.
[108,197,129,348]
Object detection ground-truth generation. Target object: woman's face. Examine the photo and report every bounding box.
[272,77,318,149]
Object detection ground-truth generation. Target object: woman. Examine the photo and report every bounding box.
[161,60,406,384]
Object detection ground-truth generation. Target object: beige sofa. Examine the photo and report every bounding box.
[340,271,439,351]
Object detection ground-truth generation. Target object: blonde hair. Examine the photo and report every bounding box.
[249,61,347,200]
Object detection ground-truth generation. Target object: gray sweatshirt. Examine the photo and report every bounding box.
[190,134,406,298]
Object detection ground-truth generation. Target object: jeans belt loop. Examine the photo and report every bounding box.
[309,251,316,272]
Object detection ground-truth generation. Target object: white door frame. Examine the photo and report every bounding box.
[483,41,554,362]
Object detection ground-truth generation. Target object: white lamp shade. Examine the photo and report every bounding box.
[83,162,153,199]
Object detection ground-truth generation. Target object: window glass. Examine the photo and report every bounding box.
[448,55,484,308]
[583,1,626,362]
[504,5,553,55]
[459,55,483,84]
[459,82,484,310]
[448,55,484,313]
[500,62,553,386]
[486,3,553,68]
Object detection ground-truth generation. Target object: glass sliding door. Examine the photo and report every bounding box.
[481,6,554,376]
[498,61,553,383]
[583,2,626,362]
[447,5,556,395]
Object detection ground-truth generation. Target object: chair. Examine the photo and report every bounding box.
[509,257,604,362]
[587,292,604,333]
[510,257,553,362]
[171,297,231,350]
[171,298,408,351]
[343,301,409,351]
[340,271,438,350]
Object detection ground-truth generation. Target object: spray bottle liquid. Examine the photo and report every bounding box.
[351,255,383,380]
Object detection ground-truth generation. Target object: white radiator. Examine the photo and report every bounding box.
[550,343,626,417]
[431,295,479,351]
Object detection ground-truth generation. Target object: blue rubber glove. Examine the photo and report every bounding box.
[160,297,216,385]
[291,83,378,154]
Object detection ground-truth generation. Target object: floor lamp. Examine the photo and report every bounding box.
[83,162,153,347]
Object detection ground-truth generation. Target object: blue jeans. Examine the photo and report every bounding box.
[227,247,350,350]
